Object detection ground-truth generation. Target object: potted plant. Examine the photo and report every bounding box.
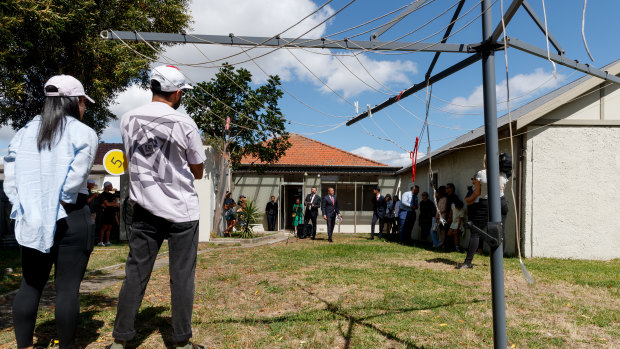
[236,199,262,239]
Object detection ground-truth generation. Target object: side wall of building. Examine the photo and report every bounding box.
[194,146,218,242]
[523,125,620,259]
[233,174,281,232]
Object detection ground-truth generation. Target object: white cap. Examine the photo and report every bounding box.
[44,75,94,103]
[150,65,193,92]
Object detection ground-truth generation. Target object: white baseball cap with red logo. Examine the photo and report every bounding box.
[150,65,193,92]
[44,75,95,103]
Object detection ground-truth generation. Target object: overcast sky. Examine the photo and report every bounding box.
[1,0,619,167]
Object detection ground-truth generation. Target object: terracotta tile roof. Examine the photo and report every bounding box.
[241,134,387,167]
[94,143,123,165]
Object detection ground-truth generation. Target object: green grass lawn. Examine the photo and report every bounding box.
[0,235,618,348]
[0,242,169,295]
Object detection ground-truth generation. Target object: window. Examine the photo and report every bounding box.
[321,183,378,212]
[359,184,377,211]
[337,184,355,211]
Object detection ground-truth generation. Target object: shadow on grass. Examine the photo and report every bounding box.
[307,288,483,349]
[0,247,22,294]
[425,258,458,266]
[34,310,104,348]
[200,286,482,348]
[127,306,170,348]
[32,293,118,348]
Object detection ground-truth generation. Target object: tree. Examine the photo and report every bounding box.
[183,64,291,235]
[0,0,191,132]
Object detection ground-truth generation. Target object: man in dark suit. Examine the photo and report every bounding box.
[370,187,387,240]
[321,186,341,243]
[265,196,278,231]
[303,186,321,239]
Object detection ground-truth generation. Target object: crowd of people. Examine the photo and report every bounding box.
[367,155,510,270]
[86,180,121,246]
[257,153,510,270]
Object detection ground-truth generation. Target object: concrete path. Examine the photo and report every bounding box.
[0,233,289,329]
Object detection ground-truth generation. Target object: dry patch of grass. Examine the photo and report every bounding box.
[0,235,618,348]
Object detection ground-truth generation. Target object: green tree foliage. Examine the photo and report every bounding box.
[184,64,291,169]
[184,64,291,234]
[0,0,191,132]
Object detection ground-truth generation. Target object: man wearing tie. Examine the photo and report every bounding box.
[321,187,341,243]
[399,184,419,244]
[370,187,387,240]
[303,187,321,239]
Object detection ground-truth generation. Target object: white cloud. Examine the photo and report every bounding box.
[350,146,424,167]
[101,85,153,143]
[446,68,566,113]
[109,85,152,117]
[157,0,418,99]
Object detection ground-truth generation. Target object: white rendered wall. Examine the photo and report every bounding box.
[522,126,620,259]
[194,146,218,242]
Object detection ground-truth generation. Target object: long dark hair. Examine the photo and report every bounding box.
[437,185,447,198]
[37,85,80,151]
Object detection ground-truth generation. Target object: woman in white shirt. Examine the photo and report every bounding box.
[458,156,509,269]
[4,75,98,349]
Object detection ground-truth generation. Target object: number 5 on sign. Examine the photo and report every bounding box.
[103,149,127,175]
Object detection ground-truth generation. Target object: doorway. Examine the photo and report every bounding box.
[281,184,303,231]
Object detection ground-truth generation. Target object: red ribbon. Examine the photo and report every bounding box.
[225,117,230,130]
[395,90,404,101]
[410,137,419,182]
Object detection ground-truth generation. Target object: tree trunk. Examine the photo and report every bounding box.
[212,145,230,236]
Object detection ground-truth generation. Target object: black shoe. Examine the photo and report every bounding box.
[328,239,333,243]
[369,237,374,240]
[311,237,315,240]
[455,263,473,269]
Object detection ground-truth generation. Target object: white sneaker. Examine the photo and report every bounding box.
[97,242,105,247]
[105,241,112,246]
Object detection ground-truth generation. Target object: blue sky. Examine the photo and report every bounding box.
[2,0,619,166]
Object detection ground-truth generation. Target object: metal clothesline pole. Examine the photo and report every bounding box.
[480,0,507,347]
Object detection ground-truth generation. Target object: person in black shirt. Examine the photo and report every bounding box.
[87,179,99,224]
[265,196,278,231]
[98,182,119,246]
[419,192,436,244]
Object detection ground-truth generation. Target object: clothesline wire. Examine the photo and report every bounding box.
[177,0,336,66]
[132,31,350,136]
[189,43,343,128]
[114,33,308,139]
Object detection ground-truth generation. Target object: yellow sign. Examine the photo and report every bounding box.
[103,149,127,175]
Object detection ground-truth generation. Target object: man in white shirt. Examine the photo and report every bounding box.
[398,184,419,244]
[110,65,206,349]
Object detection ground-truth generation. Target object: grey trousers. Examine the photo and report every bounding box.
[112,204,199,343]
